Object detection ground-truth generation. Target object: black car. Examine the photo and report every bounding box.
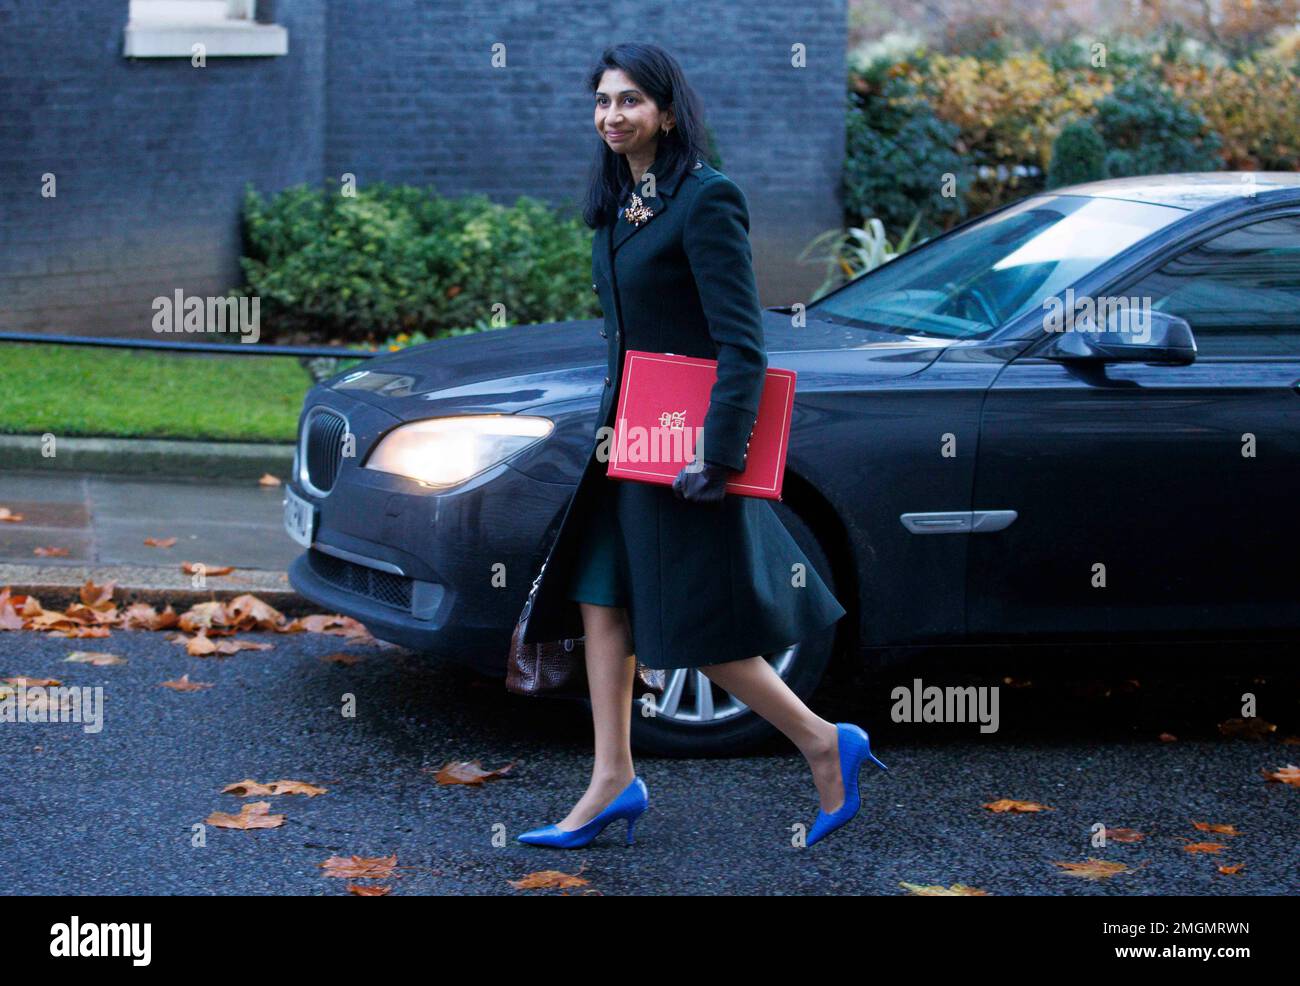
[285,172,1300,756]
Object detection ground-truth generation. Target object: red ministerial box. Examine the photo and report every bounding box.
[605,349,796,500]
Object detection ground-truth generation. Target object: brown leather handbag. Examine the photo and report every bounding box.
[506,558,665,696]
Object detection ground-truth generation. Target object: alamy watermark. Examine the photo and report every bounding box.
[0,683,104,733]
[1043,289,1152,344]
[891,677,999,733]
[152,289,260,344]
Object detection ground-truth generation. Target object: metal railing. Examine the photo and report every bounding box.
[0,331,378,360]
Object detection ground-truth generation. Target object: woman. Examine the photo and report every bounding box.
[516,43,887,849]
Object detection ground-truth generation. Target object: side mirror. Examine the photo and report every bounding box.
[1039,307,1197,365]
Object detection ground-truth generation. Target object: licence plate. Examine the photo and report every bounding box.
[283,487,316,548]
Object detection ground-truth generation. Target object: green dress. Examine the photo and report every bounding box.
[563,474,630,607]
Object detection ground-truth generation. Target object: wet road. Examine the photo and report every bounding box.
[1,627,1296,895]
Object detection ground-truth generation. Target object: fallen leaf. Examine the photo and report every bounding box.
[1053,859,1132,880]
[1218,717,1276,740]
[79,579,116,610]
[181,562,235,576]
[224,779,327,797]
[4,676,61,687]
[64,650,126,666]
[320,652,363,666]
[1158,732,1178,742]
[224,594,287,631]
[1103,827,1145,843]
[47,625,112,639]
[427,759,517,785]
[899,882,989,895]
[33,546,70,557]
[161,674,213,692]
[206,801,284,830]
[1261,764,1300,786]
[346,883,390,896]
[1217,863,1244,875]
[144,536,178,548]
[983,799,1053,813]
[320,855,398,879]
[258,473,282,487]
[508,867,589,890]
[120,602,179,631]
[1191,821,1239,836]
[0,507,24,522]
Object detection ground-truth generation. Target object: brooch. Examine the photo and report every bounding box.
[623,192,654,226]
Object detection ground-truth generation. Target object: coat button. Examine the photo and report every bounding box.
[592,282,598,293]
[599,328,607,338]
[603,376,610,388]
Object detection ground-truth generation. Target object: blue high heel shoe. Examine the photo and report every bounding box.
[805,723,889,847]
[516,776,649,849]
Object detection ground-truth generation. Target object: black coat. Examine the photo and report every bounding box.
[521,150,846,669]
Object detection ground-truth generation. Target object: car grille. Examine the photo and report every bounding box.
[303,408,348,494]
[308,549,413,612]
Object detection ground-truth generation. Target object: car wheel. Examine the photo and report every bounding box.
[625,503,840,757]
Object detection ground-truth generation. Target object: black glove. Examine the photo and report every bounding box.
[671,458,733,504]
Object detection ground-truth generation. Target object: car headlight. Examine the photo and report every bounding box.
[363,414,553,488]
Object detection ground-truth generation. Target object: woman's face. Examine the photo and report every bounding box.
[594,68,673,160]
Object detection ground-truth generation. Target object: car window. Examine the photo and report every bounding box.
[807,195,1185,340]
[1120,215,1300,357]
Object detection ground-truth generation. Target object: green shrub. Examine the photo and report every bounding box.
[843,78,970,241]
[1093,75,1224,177]
[235,181,598,343]
[1047,119,1107,188]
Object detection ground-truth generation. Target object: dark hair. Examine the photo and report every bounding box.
[582,43,715,229]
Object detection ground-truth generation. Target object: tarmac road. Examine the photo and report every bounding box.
[1,626,1296,896]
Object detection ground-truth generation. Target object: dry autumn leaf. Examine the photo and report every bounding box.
[1218,717,1277,740]
[180,562,235,576]
[206,801,284,830]
[183,632,273,657]
[508,867,590,890]
[427,759,517,786]
[983,799,1053,813]
[1217,863,1244,875]
[120,602,179,631]
[143,536,178,548]
[258,473,281,487]
[47,625,112,639]
[79,579,116,611]
[899,882,989,896]
[4,676,61,687]
[1191,821,1240,837]
[320,652,363,666]
[1158,732,1178,742]
[346,883,390,896]
[1182,842,1226,854]
[161,674,213,692]
[1053,859,1132,881]
[1103,827,1145,843]
[320,855,398,879]
[0,507,25,522]
[223,779,327,797]
[1261,764,1300,786]
[64,650,126,666]
[33,546,70,557]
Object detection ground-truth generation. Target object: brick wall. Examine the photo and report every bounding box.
[0,0,845,336]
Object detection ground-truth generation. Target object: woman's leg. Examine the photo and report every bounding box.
[554,601,638,830]
[697,656,846,813]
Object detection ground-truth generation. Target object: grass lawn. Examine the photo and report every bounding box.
[0,342,364,443]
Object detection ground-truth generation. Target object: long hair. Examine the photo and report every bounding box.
[582,43,715,229]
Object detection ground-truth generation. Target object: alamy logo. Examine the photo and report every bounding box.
[49,916,151,966]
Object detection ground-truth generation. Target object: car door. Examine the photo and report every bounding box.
[967,209,1300,640]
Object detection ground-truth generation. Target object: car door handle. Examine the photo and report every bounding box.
[900,510,1017,534]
